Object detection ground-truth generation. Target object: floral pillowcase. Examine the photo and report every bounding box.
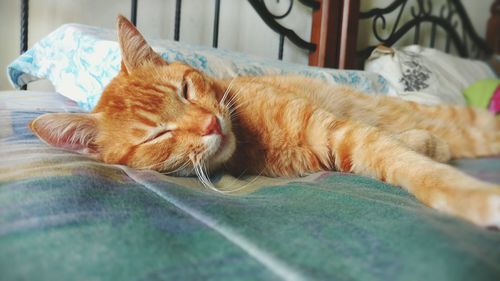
[365,45,496,105]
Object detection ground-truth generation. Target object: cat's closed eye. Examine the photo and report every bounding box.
[144,128,172,143]
[181,82,189,100]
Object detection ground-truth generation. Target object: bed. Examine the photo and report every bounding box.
[1,1,500,280]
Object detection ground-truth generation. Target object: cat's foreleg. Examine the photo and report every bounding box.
[415,103,499,131]
[306,111,500,227]
[394,129,451,162]
[413,121,500,159]
[402,103,500,158]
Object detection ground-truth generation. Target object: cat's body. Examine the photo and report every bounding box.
[30,16,500,228]
[220,76,499,176]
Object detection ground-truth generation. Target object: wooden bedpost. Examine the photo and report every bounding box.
[308,0,343,68]
[486,0,500,54]
[308,0,361,69]
[338,0,360,69]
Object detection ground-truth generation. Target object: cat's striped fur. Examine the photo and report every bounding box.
[30,16,500,227]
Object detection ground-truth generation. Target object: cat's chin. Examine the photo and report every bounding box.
[203,132,236,170]
[164,132,236,177]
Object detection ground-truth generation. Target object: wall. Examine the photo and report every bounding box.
[0,0,312,90]
[0,0,493,91]
[357,0,494,54]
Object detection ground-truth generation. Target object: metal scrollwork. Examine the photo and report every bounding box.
[410,0,432,18]
[247,0,319,53]
[358,0,492,62]
[439,2,459,33]
[369,1,407,43]
[263,0,294,19]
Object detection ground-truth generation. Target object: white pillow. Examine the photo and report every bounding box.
[364,45,497,105]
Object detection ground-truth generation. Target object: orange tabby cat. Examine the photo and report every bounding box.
[30,16,500,227]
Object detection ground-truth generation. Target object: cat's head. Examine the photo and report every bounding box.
[30,15,236,177]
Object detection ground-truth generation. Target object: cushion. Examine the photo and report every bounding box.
[364,45,497,105]
[463,79,500,110]
[489,86,500,113]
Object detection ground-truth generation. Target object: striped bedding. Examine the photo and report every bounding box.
[1,90,499,281]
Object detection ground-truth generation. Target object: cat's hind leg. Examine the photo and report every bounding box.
[306,111,500,227]
[416,104,498,132]
[393,102,500,158]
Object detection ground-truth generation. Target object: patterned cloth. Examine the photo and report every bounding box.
[365,45,497,106]
[7,24,392,111]
[489,85,500,113]
[1,91,499,281]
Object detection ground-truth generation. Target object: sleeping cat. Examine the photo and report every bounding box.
[30,16,500,228]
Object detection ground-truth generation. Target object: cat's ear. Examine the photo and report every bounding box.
[29,113,101,157]
[117,15,167,74]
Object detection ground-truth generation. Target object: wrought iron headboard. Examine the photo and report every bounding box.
[19,0,493,72]
[19,0,320,60]
[354,0,493,68]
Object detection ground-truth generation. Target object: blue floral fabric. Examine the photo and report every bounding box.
[7,24,392,111]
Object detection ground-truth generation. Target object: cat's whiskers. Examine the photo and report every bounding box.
[216,81,241,123]
[139,157,190,173]
[220,77,236,106]
[224,86,244,110]
[224,89,247,122]
[227,76,259,110]
[229,99,251,114]
[224,96,239,115]
[195,163,221,193]
[161,160,191,175]
[229,99,252,120]
[190,152,223,193]
[223,169,264,194]
[211,168,264,194]
[221,168,249,193]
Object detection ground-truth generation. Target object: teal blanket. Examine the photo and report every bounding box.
[1,91,499,281]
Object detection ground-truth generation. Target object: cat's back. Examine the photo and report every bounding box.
[228,75,370,117]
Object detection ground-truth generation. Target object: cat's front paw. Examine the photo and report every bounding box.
[442,187,500,228]
[494,132,500,155]
[486,194,500,229]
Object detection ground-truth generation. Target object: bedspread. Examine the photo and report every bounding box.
[1,91,499,281]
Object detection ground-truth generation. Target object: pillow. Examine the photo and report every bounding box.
[463,79,500,113]
[7,24,392,111]
[364,45,497,105]
[463,79,500,108]
[489,87,500,114]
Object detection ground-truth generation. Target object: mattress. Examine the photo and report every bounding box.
[1,90,499,281]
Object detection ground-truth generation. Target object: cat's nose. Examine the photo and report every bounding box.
[202,115,222,136]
